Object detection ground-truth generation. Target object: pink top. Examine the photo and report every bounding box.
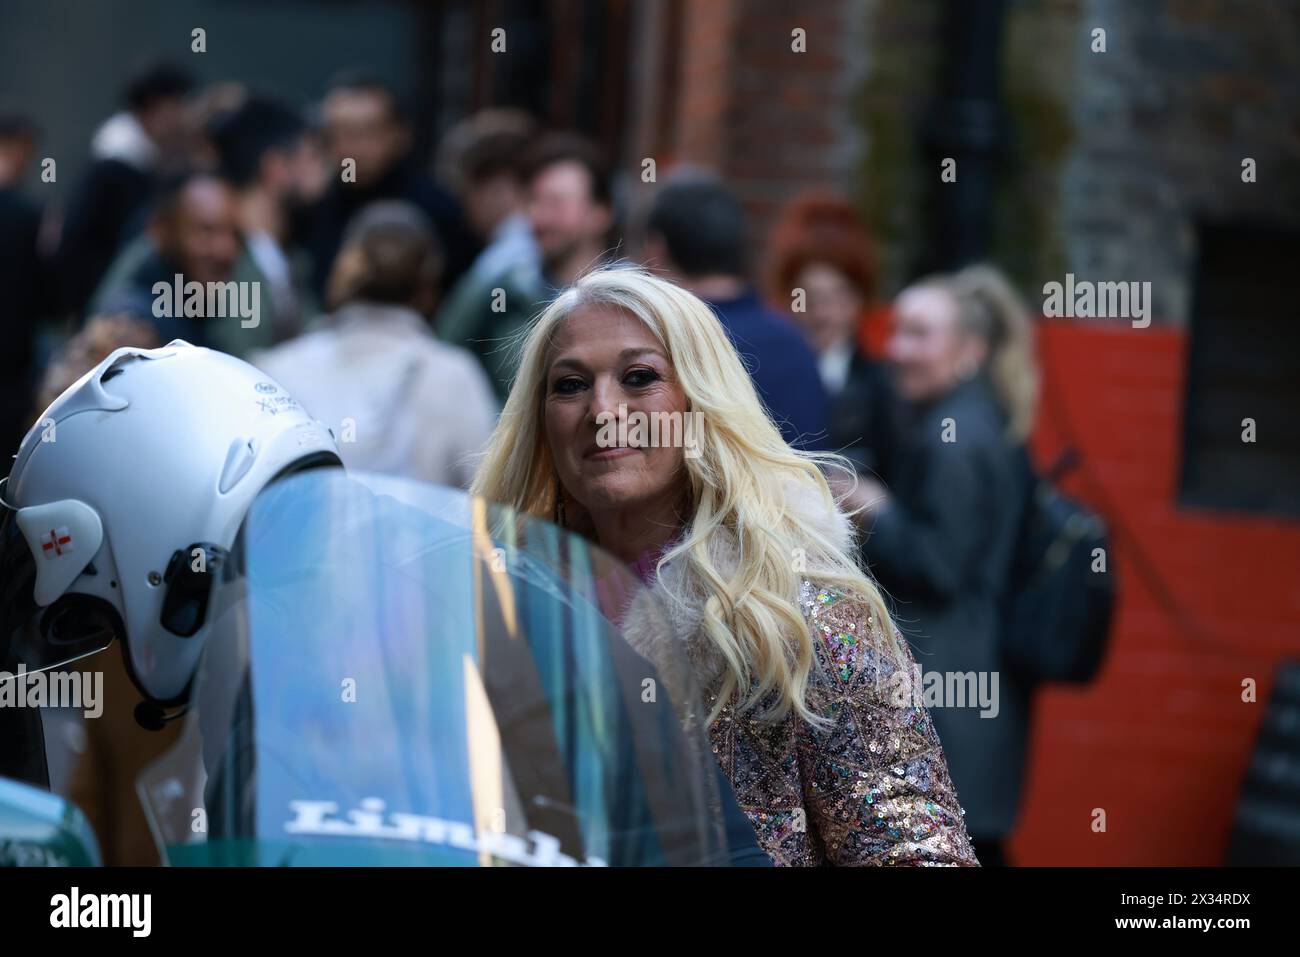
[628,535,679,586]
[598,533,681,627]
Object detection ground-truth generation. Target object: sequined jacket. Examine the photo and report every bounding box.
[710,581,979,865]
[622,486,979,867]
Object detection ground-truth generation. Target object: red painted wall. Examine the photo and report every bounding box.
[1016,321,1300,864]
[861,313,1300,863]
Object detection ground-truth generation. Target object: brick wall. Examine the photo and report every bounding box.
[647,0,1300,322]
[1054,0,1300,325]
[854,0,1300,321]
[629,0,867,258]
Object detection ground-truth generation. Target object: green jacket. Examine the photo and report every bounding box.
[436,261,549,402]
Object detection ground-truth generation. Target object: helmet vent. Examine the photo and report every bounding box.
[100,351,152,384]
[219,438,259,494]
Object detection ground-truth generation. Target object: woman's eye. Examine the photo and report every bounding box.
[624,368,660,388]
[552,376,586,395]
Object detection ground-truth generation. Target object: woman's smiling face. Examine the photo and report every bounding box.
[543,303,691,516]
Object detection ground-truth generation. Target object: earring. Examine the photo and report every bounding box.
[555,490,567,529]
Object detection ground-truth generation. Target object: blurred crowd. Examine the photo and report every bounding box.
[1,62,1045,866]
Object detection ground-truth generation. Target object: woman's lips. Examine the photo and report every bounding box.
[585,446,641,461]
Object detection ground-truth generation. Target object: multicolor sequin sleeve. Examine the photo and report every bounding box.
[796,582,980,866]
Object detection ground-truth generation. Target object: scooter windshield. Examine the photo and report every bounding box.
[138,470,727,866]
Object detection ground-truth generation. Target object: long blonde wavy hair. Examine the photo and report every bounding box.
[471,266,901,725]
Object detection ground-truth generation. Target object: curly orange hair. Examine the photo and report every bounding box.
[763,190,878,308]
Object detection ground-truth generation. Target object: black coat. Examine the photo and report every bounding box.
[706,290,830,452]
[827,350,897,481]
[860,375,1031,839]
[0,705,48,789]
[301,160,478,299]
[94,249,213,347]
[56,158,153,316]
[0,188,45,460]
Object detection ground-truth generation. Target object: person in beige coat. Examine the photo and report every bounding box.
[255,200,496,489]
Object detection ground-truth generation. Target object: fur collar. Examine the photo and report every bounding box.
[620,479,856,693]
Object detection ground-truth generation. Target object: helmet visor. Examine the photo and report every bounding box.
[138,471,729,866]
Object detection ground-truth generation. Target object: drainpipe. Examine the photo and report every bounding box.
[919,0,1009,275]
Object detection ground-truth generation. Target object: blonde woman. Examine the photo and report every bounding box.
[852,265,1040,867]
[472,266,977,866]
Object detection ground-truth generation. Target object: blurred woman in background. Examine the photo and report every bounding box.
[254,200,497,488]
[765,191,896,480]
[849,265,1039,866]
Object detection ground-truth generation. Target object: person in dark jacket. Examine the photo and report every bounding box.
[764,190,896,478]
[56,62,194,317]
[851,265,1040,866]
[208,94,323,345]
[0,113,48,464]
[92,171,242,347]
[303,72,476,299]
[438,132,612,399]
[0,701,48,789]
[643,176,829,451]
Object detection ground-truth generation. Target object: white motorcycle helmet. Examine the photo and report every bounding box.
[0,341,340,719]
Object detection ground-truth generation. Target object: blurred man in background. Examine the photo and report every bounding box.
[305,71,476,299]
[208,94,326,348]
[644,176,828,450]
[439,130,614,399]
[56,62,194,316]
[0,113,37,188]
[525,132,614,292]
[436,110,540,304]
[435,110,542,400]
[91,171,241,347]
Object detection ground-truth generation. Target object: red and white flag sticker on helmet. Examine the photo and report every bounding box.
[16,499,104,606]
[41,527,74,558]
